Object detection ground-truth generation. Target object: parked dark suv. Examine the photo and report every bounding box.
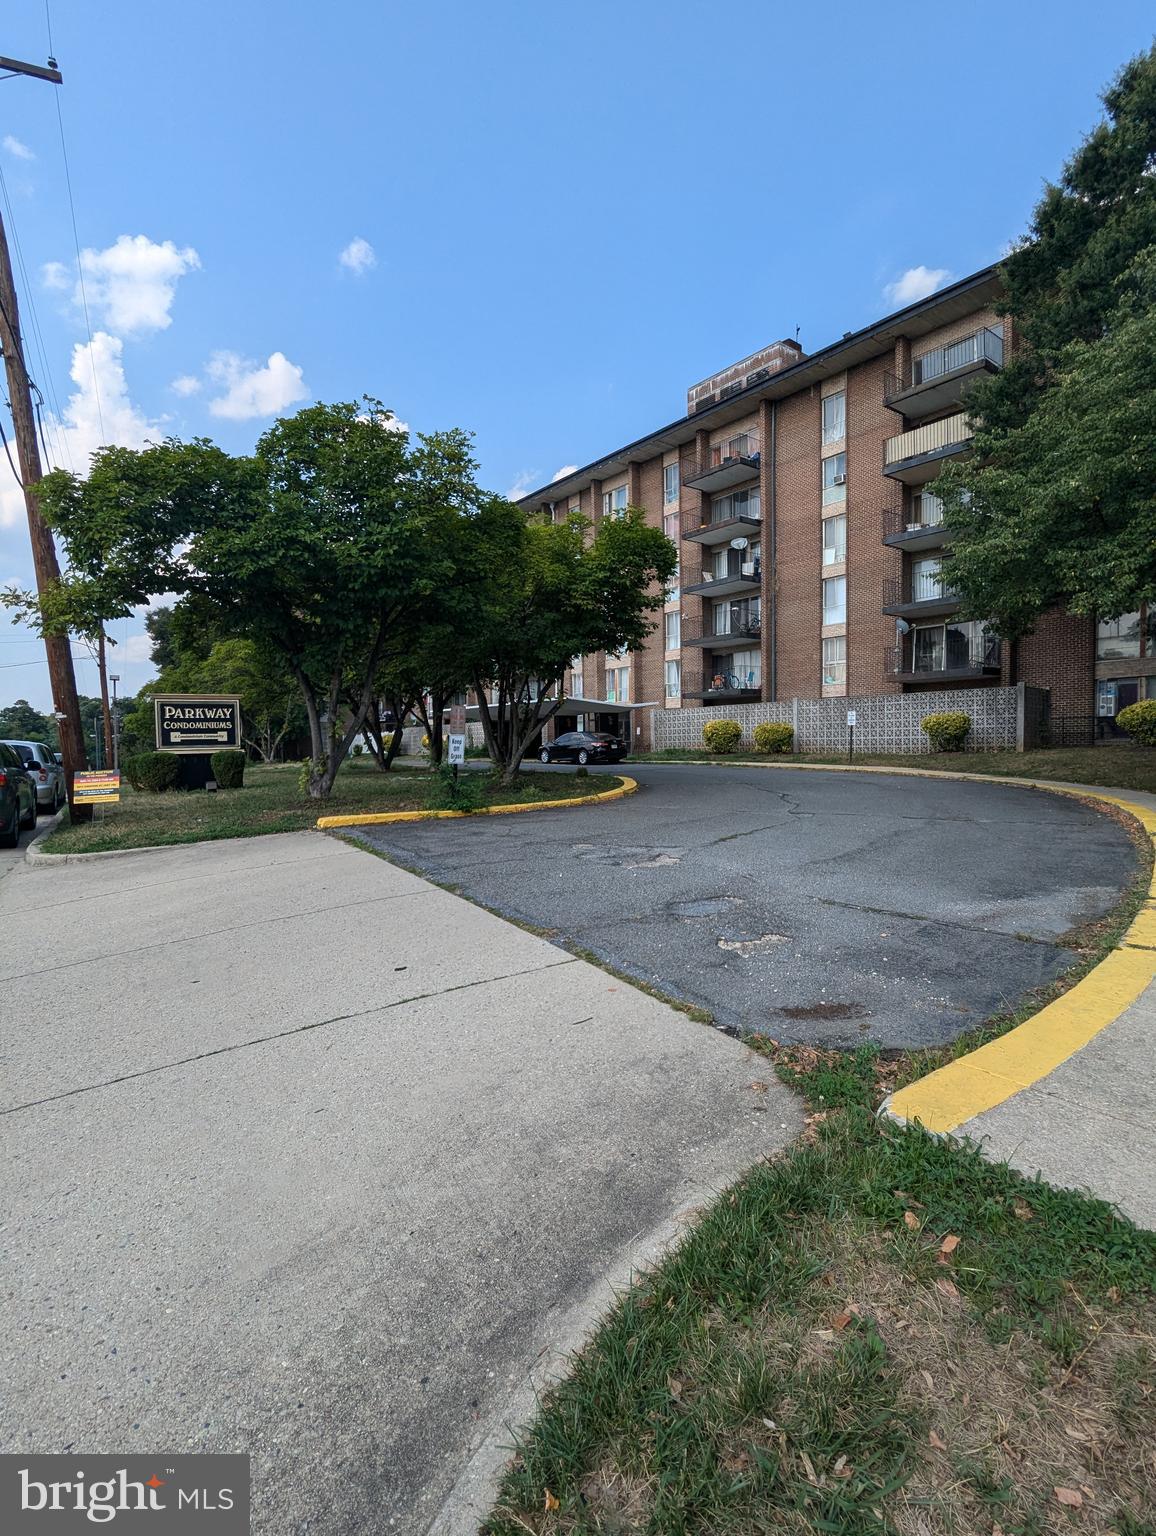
[538,731,627,765]
[0,740,36,847]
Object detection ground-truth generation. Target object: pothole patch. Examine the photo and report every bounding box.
[573,845,685,868]
[718,932,790,957]
[774,1001,870,1021]
[667,896,742,918]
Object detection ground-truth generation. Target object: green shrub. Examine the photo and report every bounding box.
[575,765,589,779]
[920,711,972,753]
[753,721,794,754]
[425,762,483,811]
[1116,699,1156,747]
[122,751,180,792]
[703,719,743,754]
[352,743,364,756]
[211,749,245,789]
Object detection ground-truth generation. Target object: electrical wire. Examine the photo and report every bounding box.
[0,163,70,473]
[53,87,104,446]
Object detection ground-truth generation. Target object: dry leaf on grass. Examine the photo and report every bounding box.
[938,1234,960,1259]
[544,1488,560,1511]
[667,1375,684,1401]
[1054,1486,1084,1507]
[904,1210,921,1230]
[929,1428,948,1450]
[799,1450,819,1486]
[936,1276,960,1300]
[1013,1198,1034,1221]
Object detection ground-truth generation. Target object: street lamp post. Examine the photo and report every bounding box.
[109,675,121,772]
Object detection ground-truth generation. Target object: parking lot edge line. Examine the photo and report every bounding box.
[315,776,638,830]
[877,776,1156,1134]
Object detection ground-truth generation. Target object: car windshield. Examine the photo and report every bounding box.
[11,745,36,765]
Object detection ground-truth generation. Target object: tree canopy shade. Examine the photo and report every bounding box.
[458,505,678,781]
[940,44,1156,635]
[35,401,484,797]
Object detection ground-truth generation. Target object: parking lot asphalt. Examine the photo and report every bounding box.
[357,763,1139,1048]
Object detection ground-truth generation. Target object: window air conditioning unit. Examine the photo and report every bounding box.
[833,472,847,485]
[719,382,742,400]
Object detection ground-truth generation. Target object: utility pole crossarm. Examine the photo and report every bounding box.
[0,54,62,85]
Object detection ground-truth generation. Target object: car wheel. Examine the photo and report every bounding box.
[577,749,589,765]
[538,748,551,763]
[53,784,63,812]
[21,794,36,830]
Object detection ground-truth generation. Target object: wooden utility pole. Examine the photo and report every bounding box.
[0,51,91,819]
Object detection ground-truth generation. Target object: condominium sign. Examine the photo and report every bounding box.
[154,694,242,754]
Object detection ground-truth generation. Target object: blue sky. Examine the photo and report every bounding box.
[1,0,1152,710]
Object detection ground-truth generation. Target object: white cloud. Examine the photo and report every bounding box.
[3,135,34,161]
[506,470,536,501]
[384,416,409,435]
[338,236,377,275]
[551,464,578,482]
[884,266,953,306]
[75,234,201,335]
[41,260,69,291]
[113,632,154,664]
[170,374,202,397]
[0,331,161,526]
[206,350,309,421]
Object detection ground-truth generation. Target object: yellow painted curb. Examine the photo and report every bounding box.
[316,775,638,830]
[875,775,1156,1134]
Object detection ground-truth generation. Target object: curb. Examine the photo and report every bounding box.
[22,804,67,864]
[873,781,1156,1135]
[316,775,638,830]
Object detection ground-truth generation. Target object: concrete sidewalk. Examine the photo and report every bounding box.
[0,830,799,1533]
[890,780,1156,1230]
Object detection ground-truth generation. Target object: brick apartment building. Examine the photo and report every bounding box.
[517,266,1152,750]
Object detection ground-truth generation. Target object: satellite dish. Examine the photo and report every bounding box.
[729,537,749,550]
[895,618,911,636]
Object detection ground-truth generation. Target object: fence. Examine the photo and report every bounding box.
[651,683,1050,755]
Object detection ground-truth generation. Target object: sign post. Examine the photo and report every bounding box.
[846,708,857,764]
[447,703,467,785]
[153,694,243,790]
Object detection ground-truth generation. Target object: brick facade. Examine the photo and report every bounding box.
[521,267,1097,750]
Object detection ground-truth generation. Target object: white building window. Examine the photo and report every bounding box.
[664,660,681,698]
[606,666,629,703]
[822,574,846,624]
[664,464,679,504]
[821,391,845,446]
[822,513,846,566]
[569,658,583,696]
[602,485,628,519]
[666,558,680,604]
[911,556,953,603]
[665,611,681,650]
[822,634,846,686]
[822,452,847,506]
[663,510,679,542]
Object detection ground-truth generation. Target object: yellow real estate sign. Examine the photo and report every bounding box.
[73,771,121,804]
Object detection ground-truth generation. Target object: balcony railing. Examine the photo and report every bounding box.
[883,573,959,613]
[881,497,951,550]
[886,327,1003,402]
[684,665,762,701]
[883,412,973,481]
[884,630,1001,681]
[681,431,761,493]
[682,552,761,596]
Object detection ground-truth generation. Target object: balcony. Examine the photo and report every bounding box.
[682,431,761,494]
[885,327,1003,421]
[884,627,1001,686]
[683,664,762,702]
[682,553,762,598]
[882,573,960,620]
[881,498,950,552]
[883,412,973,484]
[684,611,763,648]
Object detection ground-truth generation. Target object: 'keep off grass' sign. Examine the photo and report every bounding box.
[154,695,242,754]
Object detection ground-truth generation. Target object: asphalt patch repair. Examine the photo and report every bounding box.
[356,763,1140,1049]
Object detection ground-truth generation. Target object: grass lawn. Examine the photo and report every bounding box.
[487,1068,1156,1536]
[633,745,1156,795]
[42,759,620,855]
[486,825,1156,1535]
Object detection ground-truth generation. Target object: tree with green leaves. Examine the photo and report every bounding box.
[939,44,1156,635]
[458,503,677,783]
[0,698,56,747]
[35,402,484,798]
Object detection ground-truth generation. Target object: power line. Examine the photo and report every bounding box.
[0,163,70,473]
[53,87,103,445]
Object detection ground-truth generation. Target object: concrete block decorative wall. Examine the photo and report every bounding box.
[651,684,1048,755]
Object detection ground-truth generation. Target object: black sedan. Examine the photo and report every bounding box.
[0,740,37,847]
[538,730,627,765]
